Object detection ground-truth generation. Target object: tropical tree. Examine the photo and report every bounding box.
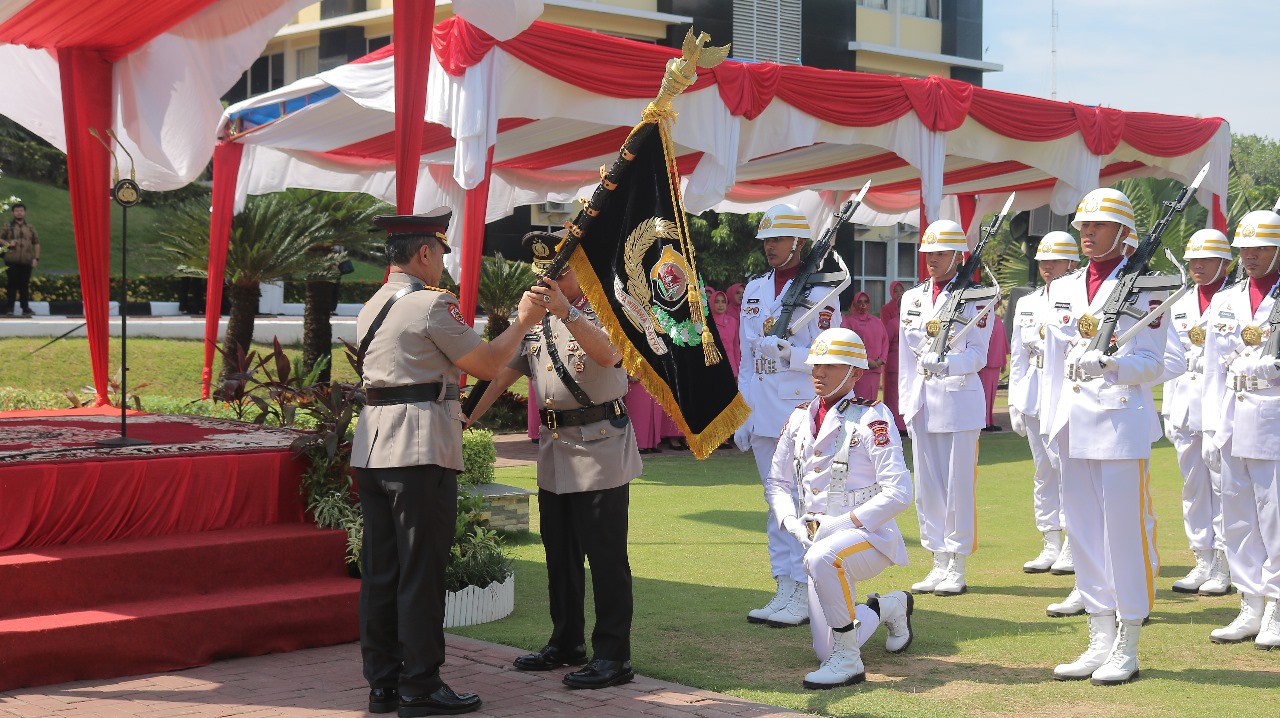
[686,210,767,289]
[155,191,348,382]
[477,253,537,340]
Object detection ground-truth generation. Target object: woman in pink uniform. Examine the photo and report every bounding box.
[841,291,888,400]
[881,281,908,431]
[623,377,664,453]
[980,311,1009,431]
[710,289,741,377]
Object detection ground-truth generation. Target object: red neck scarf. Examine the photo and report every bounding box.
[1085,255,1125,303]
[774,265,800,297]
[1249,272,1280,316]
[1198,278,1224,314]
[813,395,841,437]
[931,278,953,303]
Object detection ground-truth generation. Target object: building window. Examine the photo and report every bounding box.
[846,225,919,311]
[856,0,889,9]
[901,0,941,19]
[732,0,802,65]
[249,53,285,96]
[296,46,319,79]
[367,35,391,53]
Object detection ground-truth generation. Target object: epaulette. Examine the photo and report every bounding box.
[796,400,812,410]
[836,397,880,412]
[910,279,929,291]
[417,284,454,296]
[1061,266,1086,279]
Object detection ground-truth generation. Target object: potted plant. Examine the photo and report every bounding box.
[444,479,515,627]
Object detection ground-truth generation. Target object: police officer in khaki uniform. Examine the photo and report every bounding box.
[469,230,643,690]
[352,209,543,718]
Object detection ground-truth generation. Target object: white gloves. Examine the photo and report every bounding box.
[811,512,856,541]
[1010,407,1027,437]
[1163,416,1177,443]
[759,336,793,364]
[1077,350,1116,379]
[1187,353,1205,374]
[920,352,948,375]
[1236,354,1280,383]
[733,424,750,452]
[780,515,812,550]
[1202,432,1222,473]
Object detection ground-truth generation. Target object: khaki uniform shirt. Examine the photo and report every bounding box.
[351,272,483,470]
[1,220,39,265]
[513,298,642,494]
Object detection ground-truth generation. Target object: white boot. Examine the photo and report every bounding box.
[911,552,949,594]
[1209,593,1264,644]
[934,553,967,596]
[1256,600,1280,650]
[1091,619,1142,685]
[869,591,914,653]
[1053,613,1117,680]
[1171,549,1214,593]
[1046,587,1087,617]
[765,580,810,627]
[1196,549,1232,596]
[1050,536,1075,575]
[1024,530,1062,573]
[748,575,795,623]
[802,625,865,689]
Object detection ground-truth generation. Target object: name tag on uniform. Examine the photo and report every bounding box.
[1019,310,1034,316]
[1218,310,1235,319]
[1054,302,1072,311]
[907,309,921,317]
[1173,312,1187,320]
[747,298,760,304]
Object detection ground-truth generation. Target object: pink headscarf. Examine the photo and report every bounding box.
[725,283,746,314]
[710,290,741,377]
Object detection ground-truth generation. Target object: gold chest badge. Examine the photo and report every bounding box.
[1188,326,1206,346]
[1039,324,1047,340]
[1077,313,1099,338]
[1242,325,1263,346]
[762,316,777,334]
[925,319,941,337]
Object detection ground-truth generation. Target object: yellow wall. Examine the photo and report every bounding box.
[540,6,670,40]
[856,53,948,78]
[855,6,893,45]
[899,15,941,54]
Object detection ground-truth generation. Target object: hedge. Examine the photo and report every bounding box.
[26,275,388,304]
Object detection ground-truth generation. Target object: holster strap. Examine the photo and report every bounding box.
[540,399,627,429]
[365,382,459,406]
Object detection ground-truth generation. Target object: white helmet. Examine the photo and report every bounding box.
[806,327,869,369]
[919,219,968,254]
[1123,229,1140,249]
[1034,230,1080,262]
[1072,188,1136,233]
[1232,210,1280,248]
[756,204,811,240]
[1184,228,1233,260]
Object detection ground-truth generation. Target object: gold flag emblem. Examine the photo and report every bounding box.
[1078,313,1099,338]
[1242,325,1263,346]
[1188,325,1206,346]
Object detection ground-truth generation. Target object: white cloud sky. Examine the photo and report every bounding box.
[983,0,1279,139]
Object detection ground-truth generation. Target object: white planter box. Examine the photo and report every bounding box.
[444,574,514,627]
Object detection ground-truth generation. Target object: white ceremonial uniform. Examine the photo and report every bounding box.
[1162,288,1225,555]
[1201,280,1280,602]
[1042,261,1165,622]
[1009,287,1063,534]
[740,272,840,583]
[766,398,912,659]
[897,280,994,556]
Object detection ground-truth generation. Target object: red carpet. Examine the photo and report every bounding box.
[0,412,356,691]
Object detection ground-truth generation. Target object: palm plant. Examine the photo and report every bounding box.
[477,253,537,339]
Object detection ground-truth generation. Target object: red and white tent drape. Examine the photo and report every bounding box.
[0,0,313,404]
[209,17,1231,394]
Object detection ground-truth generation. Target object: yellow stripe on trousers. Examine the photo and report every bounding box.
[1138,459,1155,612]
[834,541,874,621]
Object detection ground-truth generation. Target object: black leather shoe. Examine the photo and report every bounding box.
[397,686,481,716]
[513,644,588,671]
[368,687,399,714]
[562,659,635,689]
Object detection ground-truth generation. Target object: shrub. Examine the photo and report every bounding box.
[461,428,497,485]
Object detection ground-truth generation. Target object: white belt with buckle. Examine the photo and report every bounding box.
[755,357,780,375]
[1231,373,1266,392]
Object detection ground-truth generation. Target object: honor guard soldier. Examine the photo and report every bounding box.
[1009,232,1079,577]
[766,327,915,689]
[352,210,543,717]
[1041,188,1166,685]
[1200,209,1280,649]
[898,219,994,597]
[1162,228,1234,596]
[738,203,842,628]
[468,230,643,688]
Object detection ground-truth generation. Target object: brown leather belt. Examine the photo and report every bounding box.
[540,399,627,430]
[365,382,459,406]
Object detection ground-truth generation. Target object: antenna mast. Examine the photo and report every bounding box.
[1051,0,1059,100]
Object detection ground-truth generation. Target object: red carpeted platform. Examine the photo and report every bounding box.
[0,410,359,692]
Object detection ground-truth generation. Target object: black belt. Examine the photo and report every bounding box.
[365,382,459,406]
[540,399,627,430]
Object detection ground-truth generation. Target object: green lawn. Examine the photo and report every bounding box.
[1,336,1274,716]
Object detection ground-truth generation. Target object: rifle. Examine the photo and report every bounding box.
[1261,282,1280,361]
[926,193,1015,359]
[767,180,869,339]
[1087,163,1209,355]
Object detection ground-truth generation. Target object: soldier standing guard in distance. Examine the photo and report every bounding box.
[1200,209,1280,648]
[898,219,994,598]
[766,327,916,689]
[352,209,543,717]
[736,203,842,629]
[1161,228,1234,596]
[467,230,643,689]
[1041,188,1166,685]
[1009,232,1079,580]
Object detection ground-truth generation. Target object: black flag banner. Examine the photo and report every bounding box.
[553,31,748,458]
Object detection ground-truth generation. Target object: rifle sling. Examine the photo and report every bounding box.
[542,319,594,407]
